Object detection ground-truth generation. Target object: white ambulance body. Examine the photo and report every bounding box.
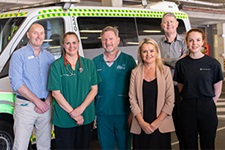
[0,1,191,149]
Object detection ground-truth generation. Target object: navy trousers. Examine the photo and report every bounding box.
[180,97,218,150]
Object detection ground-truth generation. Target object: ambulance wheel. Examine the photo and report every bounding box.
[0,121,14,150]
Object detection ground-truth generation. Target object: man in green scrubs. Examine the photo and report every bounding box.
[93,26,136,149]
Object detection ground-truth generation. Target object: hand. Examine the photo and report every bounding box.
[71,115,84,125]
[34,106,43,114]
[44,98,52,106]
[34,100,51,114]
[34,99,50,113]
[140,121,154,134]
[69,106,84,118]
[150,118,163,131]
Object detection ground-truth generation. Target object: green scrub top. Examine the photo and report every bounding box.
[93,52,136,116]
[48,56,101,128]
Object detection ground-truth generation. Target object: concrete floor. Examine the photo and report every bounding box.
[32,94,225,150]
[89,94,225,150]
[89,120,225,150]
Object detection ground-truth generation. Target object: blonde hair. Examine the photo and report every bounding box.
[137,38,164,73]
[100,26,119,37]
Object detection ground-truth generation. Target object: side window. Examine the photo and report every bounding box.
[78,17,138,49]
[177,20,186,35]
[136,18,186,41]
[77,17,139,59]
[16,18,65,59]
[77,17,187,60]
[0,18,25,78]
[136,18,163,41]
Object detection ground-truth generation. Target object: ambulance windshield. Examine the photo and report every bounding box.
[0,17,25,54]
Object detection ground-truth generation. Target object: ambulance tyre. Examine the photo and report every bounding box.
[0,121,14,150]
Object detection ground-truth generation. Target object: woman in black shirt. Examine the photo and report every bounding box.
[174,28,223,149]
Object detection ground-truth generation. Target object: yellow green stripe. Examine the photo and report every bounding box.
[0,92,15,103]
[0,12,27,18]
[38,8,64,14]
[0,8,187,19]
[0,8,188,19]
[0,104,14,114]
[37,8,188,19]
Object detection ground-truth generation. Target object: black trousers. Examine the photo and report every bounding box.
[180,97,218,150]
[172,86,184,149]
[54,122,94,149]
[133,130,171,150]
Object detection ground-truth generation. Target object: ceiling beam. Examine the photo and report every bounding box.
[101,0,123,7]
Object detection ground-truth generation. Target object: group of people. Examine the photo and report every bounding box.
[9,12,223,150]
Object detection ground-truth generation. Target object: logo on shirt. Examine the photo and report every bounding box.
[28,55,34,59]
[116,64,126,70]
[200,68,210,71]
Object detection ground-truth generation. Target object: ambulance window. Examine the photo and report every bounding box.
[77,17,138,49]
[136,18,186,41]
[0,18,25,55]
[38,19,64,59]
[177,20,186,34]
[16,18,64,59]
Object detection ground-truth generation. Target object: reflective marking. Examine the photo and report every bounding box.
[37,8,188,19]
[0,12,27,18]
[0,92,15,114]
[0,104,14,114]
[0,8,188,19]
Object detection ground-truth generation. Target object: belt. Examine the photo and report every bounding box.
[16,95,45,101]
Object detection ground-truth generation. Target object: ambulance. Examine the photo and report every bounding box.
[0,0,191,149]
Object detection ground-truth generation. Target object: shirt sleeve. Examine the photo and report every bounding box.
[131,56,137,69]
[47,62,61,91]
[9,52,24,92]
[90,60,102,86]
[173,60,184,84]
[181,38,188,56]
[212,59,223,84]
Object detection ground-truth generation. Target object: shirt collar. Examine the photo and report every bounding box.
[103,50,121,62]
[27,43,44,54]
